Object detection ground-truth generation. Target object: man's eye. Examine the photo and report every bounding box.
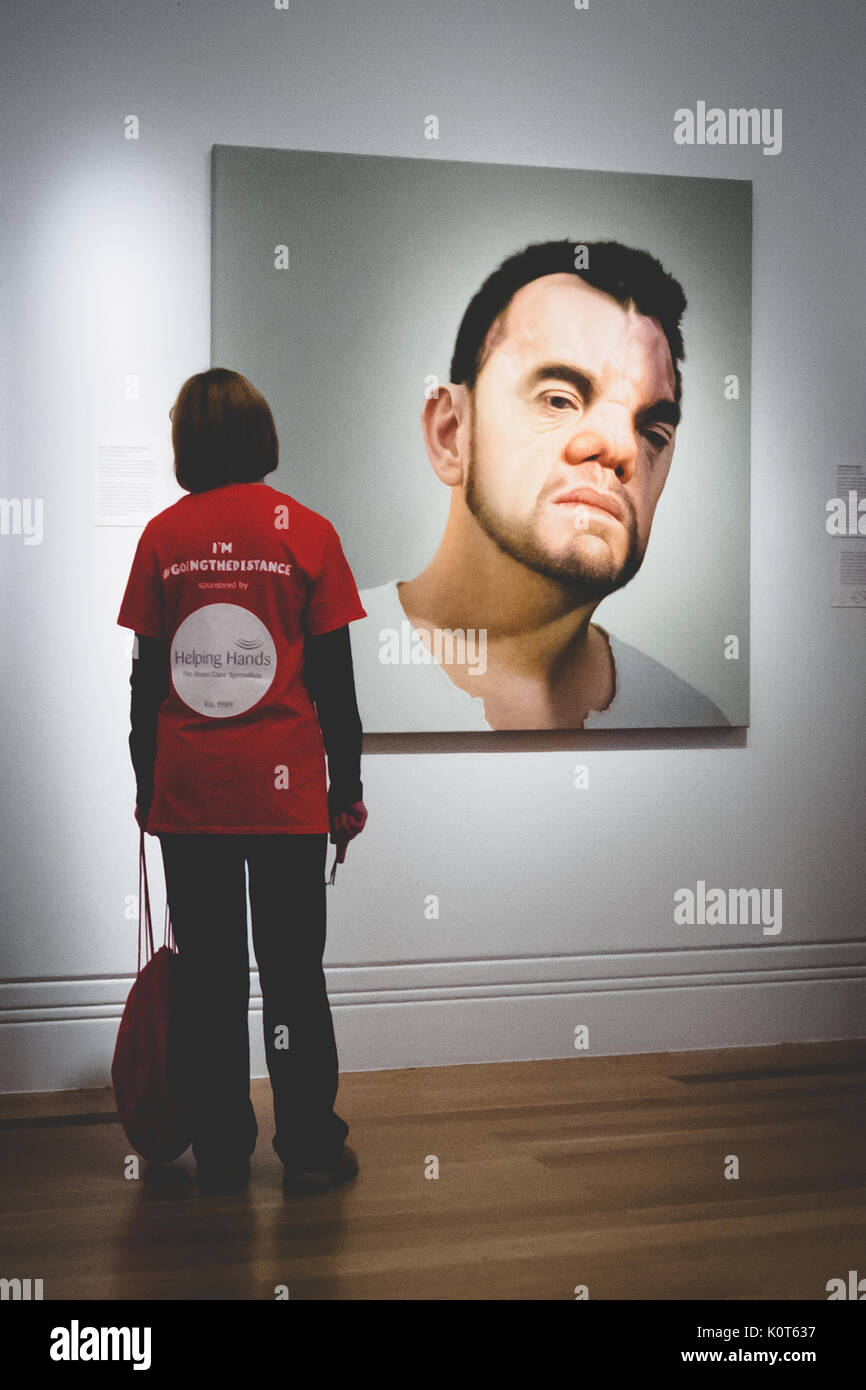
[543,392,578,410]
[644,429,672,451]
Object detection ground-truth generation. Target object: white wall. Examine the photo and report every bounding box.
[1,0,864,1092]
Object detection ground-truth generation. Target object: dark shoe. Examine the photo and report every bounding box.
[282,1144,358,1195]
[142,1161,189,1190]
[196,1155,250,1194]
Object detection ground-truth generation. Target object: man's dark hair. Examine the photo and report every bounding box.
[171,367,279,494]
[449,239,687,409]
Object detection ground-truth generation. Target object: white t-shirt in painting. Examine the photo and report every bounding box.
[349,580,729,732]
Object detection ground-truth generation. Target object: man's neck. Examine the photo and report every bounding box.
[397,510,605,683]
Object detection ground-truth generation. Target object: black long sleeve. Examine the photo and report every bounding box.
[127,626,364,818]
[128,635,170,814]
[302,624,364,811]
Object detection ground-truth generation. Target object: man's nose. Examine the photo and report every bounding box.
[563,405,637,484]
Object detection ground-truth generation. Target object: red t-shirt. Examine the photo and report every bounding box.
[116,482,367,834]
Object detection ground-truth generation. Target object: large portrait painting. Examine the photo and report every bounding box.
[212,146,751,730]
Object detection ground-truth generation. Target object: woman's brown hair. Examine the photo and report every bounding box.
[171,368,279,493]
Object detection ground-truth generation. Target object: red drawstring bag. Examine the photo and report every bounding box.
[111,828,191,1163]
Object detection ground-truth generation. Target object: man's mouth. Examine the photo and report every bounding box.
[552,486,626,524]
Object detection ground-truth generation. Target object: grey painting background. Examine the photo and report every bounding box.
[212,147,751,725]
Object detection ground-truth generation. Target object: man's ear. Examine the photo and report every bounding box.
[420,382,470,487]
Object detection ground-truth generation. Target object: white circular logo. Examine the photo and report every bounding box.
[170,604,277,718]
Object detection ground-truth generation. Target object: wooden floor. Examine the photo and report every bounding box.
[1,1040,864,1300]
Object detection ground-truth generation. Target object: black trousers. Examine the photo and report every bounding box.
[158,831,349,1170]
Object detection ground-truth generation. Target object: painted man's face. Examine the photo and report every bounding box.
[464,273,680,599]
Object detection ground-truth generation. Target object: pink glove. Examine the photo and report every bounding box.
[329,799,368,864]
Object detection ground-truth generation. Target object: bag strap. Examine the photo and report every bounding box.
[137,826,178,959]
[138,826,156,975]
[163,899,176,951]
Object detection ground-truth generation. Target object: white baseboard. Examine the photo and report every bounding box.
[1,943,863,1093]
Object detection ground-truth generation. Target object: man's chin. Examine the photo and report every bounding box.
[539,545,644,596]
[562,569,630,598]
[543,539,622,583]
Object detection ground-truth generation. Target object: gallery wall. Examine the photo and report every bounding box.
[1,0,863,1092]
